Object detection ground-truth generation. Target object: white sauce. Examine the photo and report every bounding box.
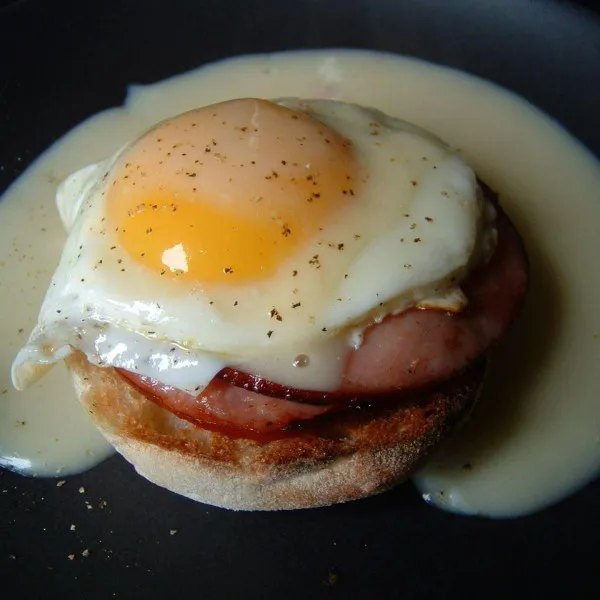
[1,49,599,516]
[0,172,115,476]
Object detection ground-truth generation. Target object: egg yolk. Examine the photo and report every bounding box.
[106,99,358,283]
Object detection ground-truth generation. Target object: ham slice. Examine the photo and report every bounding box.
[123,194,528,436]
[119,370,333,438]
[218,200,528,401]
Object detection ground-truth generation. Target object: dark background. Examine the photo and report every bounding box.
[1,0,600,597]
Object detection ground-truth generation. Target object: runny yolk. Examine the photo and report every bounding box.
[106,98,358,283]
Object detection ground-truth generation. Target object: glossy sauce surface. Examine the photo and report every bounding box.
[0,170,114,475]
[1,49,599,515]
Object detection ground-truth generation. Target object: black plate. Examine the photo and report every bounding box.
[2,0,600,597]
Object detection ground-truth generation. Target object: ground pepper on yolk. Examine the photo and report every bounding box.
[106,99,358,284]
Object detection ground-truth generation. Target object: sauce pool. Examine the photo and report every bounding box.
[1,49,599,515]
[0,172,114,475]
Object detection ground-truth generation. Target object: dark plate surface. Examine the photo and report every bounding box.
[1,0,600,597]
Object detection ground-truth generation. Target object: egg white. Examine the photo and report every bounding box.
[12,99,495,394]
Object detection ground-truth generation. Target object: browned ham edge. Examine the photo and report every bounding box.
[119,357,487,440]
[118,369,336,440]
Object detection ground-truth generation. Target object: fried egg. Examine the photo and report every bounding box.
[12,98,496,394]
